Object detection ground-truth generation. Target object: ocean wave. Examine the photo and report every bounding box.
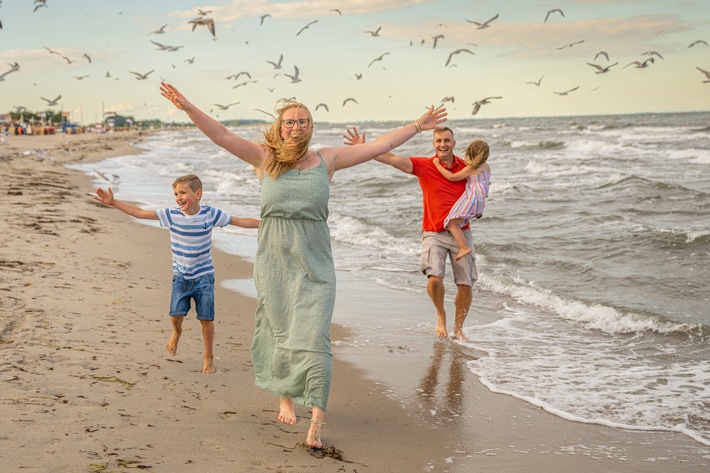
[496,139,566,150]
[481,275,702,335]
[328,214,420,256]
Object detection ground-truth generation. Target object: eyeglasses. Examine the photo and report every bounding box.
[282,118,310,129]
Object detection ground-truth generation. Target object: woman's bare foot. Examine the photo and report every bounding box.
[306,418,325,448]
[278,398,297,425]
[435,314,448,338]
[165,331,181,356]
[454,247,472,262]
[453,328,470,342]
[202,356,216,374]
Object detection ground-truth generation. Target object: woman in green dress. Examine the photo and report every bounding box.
[160,81,447,448]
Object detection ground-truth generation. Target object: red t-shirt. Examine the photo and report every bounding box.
[410,156,469,233]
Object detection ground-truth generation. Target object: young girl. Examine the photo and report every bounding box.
[433,139,491,261]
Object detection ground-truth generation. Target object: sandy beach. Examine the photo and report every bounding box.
[1,131,708,473]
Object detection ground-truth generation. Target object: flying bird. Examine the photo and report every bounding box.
[587,62,618,74]
[553,86,579,96]
[73,75,89,80]
[526,75,543,86]
[196,9,212,16]
[226,71,252,80]
[44,46,60,55]
[0,68,19,81]
[440,96,455,104]
[232,80,258,89]
[641,50,663,60]
[342,98,358,107]
[556,40,584,50]
[330,9,342,16]
[82,53,92,64]
[466,13,499,29]
[266,54,284,69]
[445,48,474,67]
[130,70,154,80]
[260,14,270,25]
[695,66,710,82]
[594,51,610,62]
[354,73,362,80]
[150,40,183,52]
[624,58,654,69]
[212,102,239,110]
[315,103,329,112]
[544,9,564,23]
[184,57,195,64]
[150,24,168,35]
[689,39,708,48]
[471,96,501,115]
[432,34,444,49]
[296,19,318,36]
[189,17,216,37]
[40,95,62,106]
[61,56,75,64]
[368,52,390,68]
[364,26,382,37]
[283,65,301,83]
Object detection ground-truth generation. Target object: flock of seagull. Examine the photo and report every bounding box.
[3,3,710,118]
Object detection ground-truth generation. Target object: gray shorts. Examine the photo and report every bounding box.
[419,231,478,286]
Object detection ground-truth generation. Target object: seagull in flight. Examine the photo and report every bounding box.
[0,68,19,81]
[196,8,212,16]
[432,34,444,49]
[440,96,455,104]
[82,53,92,64]
[296,19,318,36]
[40,95,62,106]
[641,50,663,60]
[283,65,301,83]
[695,66,710,82]
[342,98,359,107]
[471,96,501,115]
[189,17,216,37]
[226,71,252,80]
[364,26,382,37]
[354,73,362,80]
[150,40,183,52]
[330,9,342,16]
[212,102,240,110]
[368,52,390,68]
[260,14,270,25]
[544,9,564,23]
[526,75,543,86]
[466,13,499,29]
[445,48,475,67]
[232,80,258,89]
[689,39,708,48]
[594,51,610,62]
[556,39,584,50]
[150,24,168,35]
[587,62,618,74]
[624,58,654,69]
[553,86,579,96]
[44,46,60,55]
[266,54,284,69]
[315,103,329,112]
[130,70,154,80]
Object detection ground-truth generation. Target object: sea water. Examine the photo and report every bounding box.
[72,111,710,446]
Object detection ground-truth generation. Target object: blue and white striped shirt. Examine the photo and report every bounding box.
[156,205,232,279]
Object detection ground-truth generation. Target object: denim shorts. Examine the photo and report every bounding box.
[419,231,478,286]
[169,272,215,321]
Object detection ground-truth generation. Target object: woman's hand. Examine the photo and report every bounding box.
[342,127,366,145]
[160,82,188,111]
[417,106,448,131]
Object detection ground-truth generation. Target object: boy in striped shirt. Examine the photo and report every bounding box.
[94,174,259,373]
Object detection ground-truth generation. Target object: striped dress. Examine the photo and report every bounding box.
[156,205,232,278]
[444,169,491,229]
[251,157,335,411]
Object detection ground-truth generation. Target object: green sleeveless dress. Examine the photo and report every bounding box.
[251,155,335,411]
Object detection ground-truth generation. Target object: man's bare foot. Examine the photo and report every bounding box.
[454,247,472,262]
[165,332,181,356]
[453,328,469,342]
[278,398,297,425]
[435,315,448,338]
[202,357,216,374]
[306,418,324,449]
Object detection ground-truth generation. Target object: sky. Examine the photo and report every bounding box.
[1,0,709,124]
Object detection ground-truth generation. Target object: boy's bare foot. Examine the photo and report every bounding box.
[278,398,297,425]
[165,332,181,356]
[202,357,216,374]
[306,418,325,449]
[454,247,472,262]
[435,314,448,338]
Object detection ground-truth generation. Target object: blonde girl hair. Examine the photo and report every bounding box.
[263,102,314,179]
[464,140,489,169]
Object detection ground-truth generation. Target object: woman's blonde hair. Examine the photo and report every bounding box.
[464,140,489,169]
[263,102,314,179]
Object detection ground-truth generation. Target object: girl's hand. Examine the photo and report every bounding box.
[160,82,187,111]
[343,127,366,145]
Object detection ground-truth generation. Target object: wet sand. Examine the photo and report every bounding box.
[0,131,707,472]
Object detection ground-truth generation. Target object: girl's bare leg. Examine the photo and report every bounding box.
[307,406,325,448]
[448,219,471,261]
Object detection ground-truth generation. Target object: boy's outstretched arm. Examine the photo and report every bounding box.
[94,187,159,220]
[229,217,260,228]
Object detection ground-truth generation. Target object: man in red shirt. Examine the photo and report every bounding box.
[369,127,477,341]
